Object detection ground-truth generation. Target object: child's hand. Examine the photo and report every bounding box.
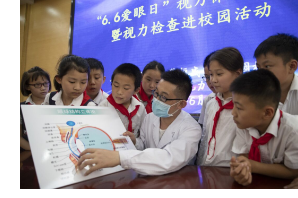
[284,177,298,189]
[77,148,120,176]
[230,156,252,186]
[123,131,136,145]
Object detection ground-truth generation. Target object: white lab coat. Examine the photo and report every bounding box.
[119,110,202,175]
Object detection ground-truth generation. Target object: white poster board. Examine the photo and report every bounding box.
[21,105,136,189]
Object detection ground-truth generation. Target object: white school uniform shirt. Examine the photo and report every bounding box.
[197,93,237,167]
[232,110,298,169]
[20,94,50,124]
[93,90,109,105]
[43,90,96,106]
[198,92,216,125]
[99,96,146,137]
[119,110,202,175]
[278,75,298,115]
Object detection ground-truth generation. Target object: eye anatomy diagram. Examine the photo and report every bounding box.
[48,121,130,175]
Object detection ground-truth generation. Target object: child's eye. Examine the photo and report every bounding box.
[147,79,151,82]
[210,74,213,76]
[124,87,129,90]
[81,82,87,84]
[217,73,222,76]
[265,65,270,69]
[113,84,119,87]
[69,81,75,83]
[95,78,100,80]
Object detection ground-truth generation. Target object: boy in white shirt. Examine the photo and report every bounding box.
[99,63,146,138]
[77,69,202,176]
[229,69,298,186]
[85,58,109,105]
[254,33,298,115]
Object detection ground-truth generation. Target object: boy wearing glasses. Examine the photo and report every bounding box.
[77,69,202,176]
[198,51,217,127]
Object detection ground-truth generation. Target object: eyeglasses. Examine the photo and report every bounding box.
[152,90,184,103]
[202,76,210,82]
[28,82,50,88]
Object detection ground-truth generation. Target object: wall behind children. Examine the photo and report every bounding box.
[71,0,298,114]
[20,0,72,102]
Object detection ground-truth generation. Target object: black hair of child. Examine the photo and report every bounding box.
[254,33,298,65]
[21,66,52,96]
[203,51,216,68]
[54,54,90,91]
[208,47,244,72]
[142,60,165,75]
[111,63,142,91]
[161,69,193,100]
[230,69,281,111]
[85,58,104,75]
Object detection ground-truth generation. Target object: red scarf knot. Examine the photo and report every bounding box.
[107,94,140,132]
[248,110,283,162]
[139,83,153,114]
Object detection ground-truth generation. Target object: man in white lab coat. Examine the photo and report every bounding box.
[77,69,202,175]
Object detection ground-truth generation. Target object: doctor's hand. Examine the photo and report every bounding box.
[230,156,252,186]
[77,148,120,176]
[123,131,136,145]
[284,177,298,189]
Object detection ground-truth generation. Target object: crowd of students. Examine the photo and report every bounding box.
[20,33,298,188]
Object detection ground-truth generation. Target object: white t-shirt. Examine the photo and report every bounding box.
[99,96,147,137]
[93,90,109,105]
[197,93,238,167]
[232,110,298,169]
[278,75,298,115]
[198,93,216,125]
[43,91,96,106]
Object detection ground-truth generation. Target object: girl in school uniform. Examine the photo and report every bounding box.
[135,61,165,114]
[197,47,243,167]
[44,55,96,106]
[20,66,52,151]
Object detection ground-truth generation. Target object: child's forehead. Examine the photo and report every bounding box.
[113,73,135,85]
[91,68,103,74]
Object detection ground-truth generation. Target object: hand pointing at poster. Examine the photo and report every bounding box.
[77,148,120,176]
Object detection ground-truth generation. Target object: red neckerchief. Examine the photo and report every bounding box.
[80,91,91,106]
[25,102,32,105]
[248,110,283,162]
[207,96,234,159]
[139,82,153,113]
[107,94,140,132]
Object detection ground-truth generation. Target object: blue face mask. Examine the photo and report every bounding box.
[152,97,181,118]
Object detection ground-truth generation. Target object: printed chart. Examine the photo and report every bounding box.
[21,106,136,189]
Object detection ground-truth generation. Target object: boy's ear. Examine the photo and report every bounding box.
[102,76,106,84]
[55,76,62,84]
[288,59,298,74]
[235,69,243,76]
[263,106,275,120]
[134,87,140,95]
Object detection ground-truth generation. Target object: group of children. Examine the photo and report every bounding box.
[20,33,298,187]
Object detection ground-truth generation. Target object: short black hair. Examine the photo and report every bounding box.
[142,60,165,74]
[54,54,90,91]
[161,69,192,100]
[254,33,298,65]
[21,66,52,96]
[203,51,216,68]
[85,58,104,75]
[111,63,142,91]
[230,69,281,111]
[208,47,244,72]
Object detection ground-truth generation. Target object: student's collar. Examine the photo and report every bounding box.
[289,74,298,91]
[93,90,103,105]
[216,92,232,102]
[247,110,280,138]
[127,96,142,113]
[26,95,35,105]
[53,90,83,106]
